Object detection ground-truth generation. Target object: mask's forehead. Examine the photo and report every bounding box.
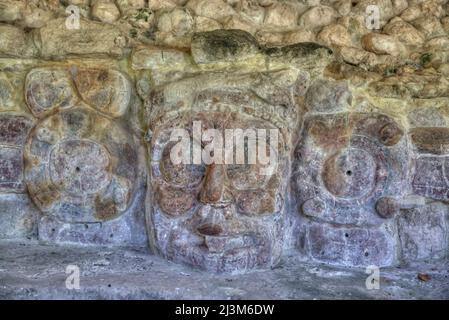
[153,111,287,152]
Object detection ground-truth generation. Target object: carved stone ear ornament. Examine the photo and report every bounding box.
[20,65,146,246]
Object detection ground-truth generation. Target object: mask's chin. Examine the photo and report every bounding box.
[154,205,277,272]
[177,233,268,273]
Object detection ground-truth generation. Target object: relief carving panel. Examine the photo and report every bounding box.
[0,22,447,274]
[17,64,146,246]
[292,111,409,266]
[142,30,332,272]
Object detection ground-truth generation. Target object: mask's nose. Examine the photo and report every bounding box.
[200,164,232,206]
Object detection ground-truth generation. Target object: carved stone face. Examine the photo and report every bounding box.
[293,112,409,267]
[148,112,288,272]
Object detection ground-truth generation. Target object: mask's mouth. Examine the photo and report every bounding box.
[196,223,223,236]
[196,223,258,253]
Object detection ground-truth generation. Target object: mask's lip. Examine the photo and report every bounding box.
[196,223,224,237]
[196,225,260,253]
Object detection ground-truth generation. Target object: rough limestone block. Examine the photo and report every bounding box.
[0,114,33,193]
[398,203,448,262]
[0,194,38,239]
[304,79,352,113]
[131,47,191,71]
[0,24,37,57]
[0,74,15,109]
[0,147,24,192]
[296,220,398,267]
[38,186,147,247]
[0,114,33,147]
[0,112,35,240]
[410,127,449,201]
[410,127,449,155]
[191,29,261,64]
[34,18,126,58]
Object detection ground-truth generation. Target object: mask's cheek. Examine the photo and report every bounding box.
[156,185,196,217]
[236,189,277,216]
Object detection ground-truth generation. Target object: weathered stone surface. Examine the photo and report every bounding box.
[194,16,222,32]
[304,79,352,113]
[0,0,23,23]
[399,204,448,263]
[392,0,408,15]
[338,46,378,68]
[264,42,333,78]
[296,221,397,267]
[0,74,14,109]
[362,33,407,57]
[24,107,139,223]
[156,7,194,36]
[256,29,316,46]
[369,73,449,99]
[0,24,37,57]
[408,108,447,128]
[147,109,290,272]
[412,155,449,201]
[298,6,339,30]
[191,29,260,64]
[2,241,449,299]
[0,115,33,193]
[0,147,24,193]
[72,68,131,117]
[411,16,446,39]
[186,0,235,21]
[131,46,191,70]
[91,0,121,24]
[38,190,147,247]
[263,1,299,28]
[410,128,449,155]
[22,5,54,29]
[236,0,265,26]
[223,15,257,35]
[25,68,78,118]
[383,18,425,47]
[400,5,421,22]
[0,195,38,239]
[34,18,126,58]
[317,24,352,48]
[0,114,33,146]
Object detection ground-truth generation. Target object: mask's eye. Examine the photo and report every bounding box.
[226,138,276,190]
[160,141,205,187]
[226,164,267,190]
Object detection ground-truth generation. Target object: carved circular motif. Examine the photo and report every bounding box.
[322,148,376,199]
[73,68,131,117]
[24,107,138,222]
[294,113,408,226]
[25,68,77,117]
[49,140,111,195]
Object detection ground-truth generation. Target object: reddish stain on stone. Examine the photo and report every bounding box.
[0,115,33,146]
